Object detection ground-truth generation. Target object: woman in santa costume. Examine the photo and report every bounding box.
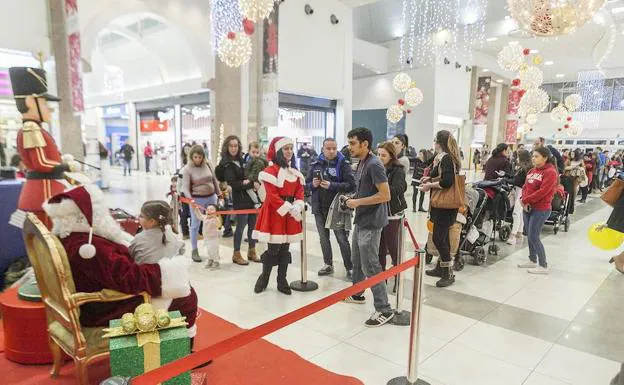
[253,137,305,295]
[43,184,198,338]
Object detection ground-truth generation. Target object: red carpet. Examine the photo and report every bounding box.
[0,309,363,385]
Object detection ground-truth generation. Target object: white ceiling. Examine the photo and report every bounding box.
[351,0,624,82]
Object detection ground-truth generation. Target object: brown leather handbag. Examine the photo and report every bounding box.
[601,178,624,207]
[430,155,466,210]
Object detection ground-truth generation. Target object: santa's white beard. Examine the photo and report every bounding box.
[50,206,134,247]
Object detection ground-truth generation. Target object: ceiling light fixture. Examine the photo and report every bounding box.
[486,37,498,42]
[530,49,539,53]
[556,73,565,78]
[544,60,554,65]
[612,6,624,14]
[482,68,490,72]
[508,0,606,37]
[496,79,503,83]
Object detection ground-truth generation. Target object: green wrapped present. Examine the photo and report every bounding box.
[104,304,191,385]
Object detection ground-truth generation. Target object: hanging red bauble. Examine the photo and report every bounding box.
[566,116,572,122]
[227,31,236,40]
[523,48,530,56]
[519,90,527,97]
[564,124,569,129]
[398,99,405,106]
[243,18,255,35]
[407,108,412,114]
[512,78,521,87]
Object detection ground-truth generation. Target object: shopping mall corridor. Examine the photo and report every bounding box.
[102,168,622,385]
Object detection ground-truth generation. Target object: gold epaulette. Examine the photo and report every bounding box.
[22,121,46,149]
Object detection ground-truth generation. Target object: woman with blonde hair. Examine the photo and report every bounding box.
[182,144,221,262]
[419,130,462,287]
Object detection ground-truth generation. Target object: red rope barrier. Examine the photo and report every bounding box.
[179,196,260,215]
[404,220,421,250]
[132,255,421,385]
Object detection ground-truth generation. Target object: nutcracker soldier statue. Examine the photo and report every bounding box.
[9,67,78,229]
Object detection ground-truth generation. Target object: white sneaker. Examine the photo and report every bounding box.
[528,266,549,275]
[212,260,220,268]
[517,261,538,268]
[506,237,517,245]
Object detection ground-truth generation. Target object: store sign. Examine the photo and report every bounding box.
[141,119,169,132]
[158,110,175,122]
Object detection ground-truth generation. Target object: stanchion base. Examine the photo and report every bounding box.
[387,376,430,385]
[290,280,319,292]
[390,310,411,326]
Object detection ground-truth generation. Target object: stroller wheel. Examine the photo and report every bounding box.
[425,253,433,265]
[488,244,499,256]
[499,226,511,242]
[564,217,570,232]
[474,247,487,265]
[453,256,465,271]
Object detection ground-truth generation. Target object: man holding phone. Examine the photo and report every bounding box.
[306,138,356,278]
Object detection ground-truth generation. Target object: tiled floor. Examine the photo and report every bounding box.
[103,168,623,385]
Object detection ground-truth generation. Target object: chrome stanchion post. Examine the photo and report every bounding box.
[391,215,410,326]
[387,249,430,385]
[290,203,319,292]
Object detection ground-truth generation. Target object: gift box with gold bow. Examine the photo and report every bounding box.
[104,303,191,385]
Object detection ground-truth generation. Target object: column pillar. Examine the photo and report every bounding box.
[47,0,83,160]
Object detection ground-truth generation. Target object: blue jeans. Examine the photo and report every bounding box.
[314,213,352,270]
[234,214,257,251]
[351,225,391,313]
[190,195,218,250]
[123,159,131,175]
[523,209,551,267]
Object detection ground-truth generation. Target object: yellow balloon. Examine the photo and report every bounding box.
[588,224,624,251]
[533,55,543,65]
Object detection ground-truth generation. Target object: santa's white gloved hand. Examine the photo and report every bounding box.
[61,153,75,163]
[67,160,81,172]
[289,207,302,222]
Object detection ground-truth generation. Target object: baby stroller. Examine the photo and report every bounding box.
[545,185,570,234]
[473,178,513,256]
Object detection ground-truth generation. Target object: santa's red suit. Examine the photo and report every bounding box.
[17,120,71,229]
[44,185,198,336]
[252,137,304,295]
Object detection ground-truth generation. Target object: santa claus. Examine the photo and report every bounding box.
[43,184,198,337]
[252,137,305,295]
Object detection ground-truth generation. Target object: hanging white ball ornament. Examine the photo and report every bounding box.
[519,66,544,90]
[239,0,275,22]
[386,105,404,123]
[404,87,424,107]
[526,114,538,125]
[568,120,583,136]
[497,42,525,72]
[564,94,582,112]
[393,73,412,93]
[550,104,569,122]
[519,88,549,115]
[217,32,253,68]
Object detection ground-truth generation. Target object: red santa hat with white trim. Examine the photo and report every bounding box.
[267,136,293,164]
[45,185,97,259]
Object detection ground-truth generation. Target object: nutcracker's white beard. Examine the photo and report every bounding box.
[44,186,134,247]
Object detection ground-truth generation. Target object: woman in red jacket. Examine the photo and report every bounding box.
[517,146,558,275]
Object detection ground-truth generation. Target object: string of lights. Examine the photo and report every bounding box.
[211,0,243,52]
[398,0,408,68]
[576,69,604,131]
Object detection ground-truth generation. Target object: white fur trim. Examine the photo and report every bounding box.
[252,230,302,244]
[43,198,81,218]
[186,324,197,338]
[158,257,191,299]
[258,171,278,186]
[277,167,305,186]
[292,200,305,213]
[274,137,293,152]
[150,297,173,312]
[277,201,293,216]
[61,153,74,163]
[258,183,266,201]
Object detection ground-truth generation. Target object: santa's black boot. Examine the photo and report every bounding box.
[254,262,273,293]
[277,263,292,295]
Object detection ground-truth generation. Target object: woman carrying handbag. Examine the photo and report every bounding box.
[419,130,464,288]
[602,172,624,273]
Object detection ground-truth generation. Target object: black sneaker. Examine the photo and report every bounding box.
[343,295,366,304]
[365,311,395,327]
[222,229,234,238]
[318,264,334,276]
